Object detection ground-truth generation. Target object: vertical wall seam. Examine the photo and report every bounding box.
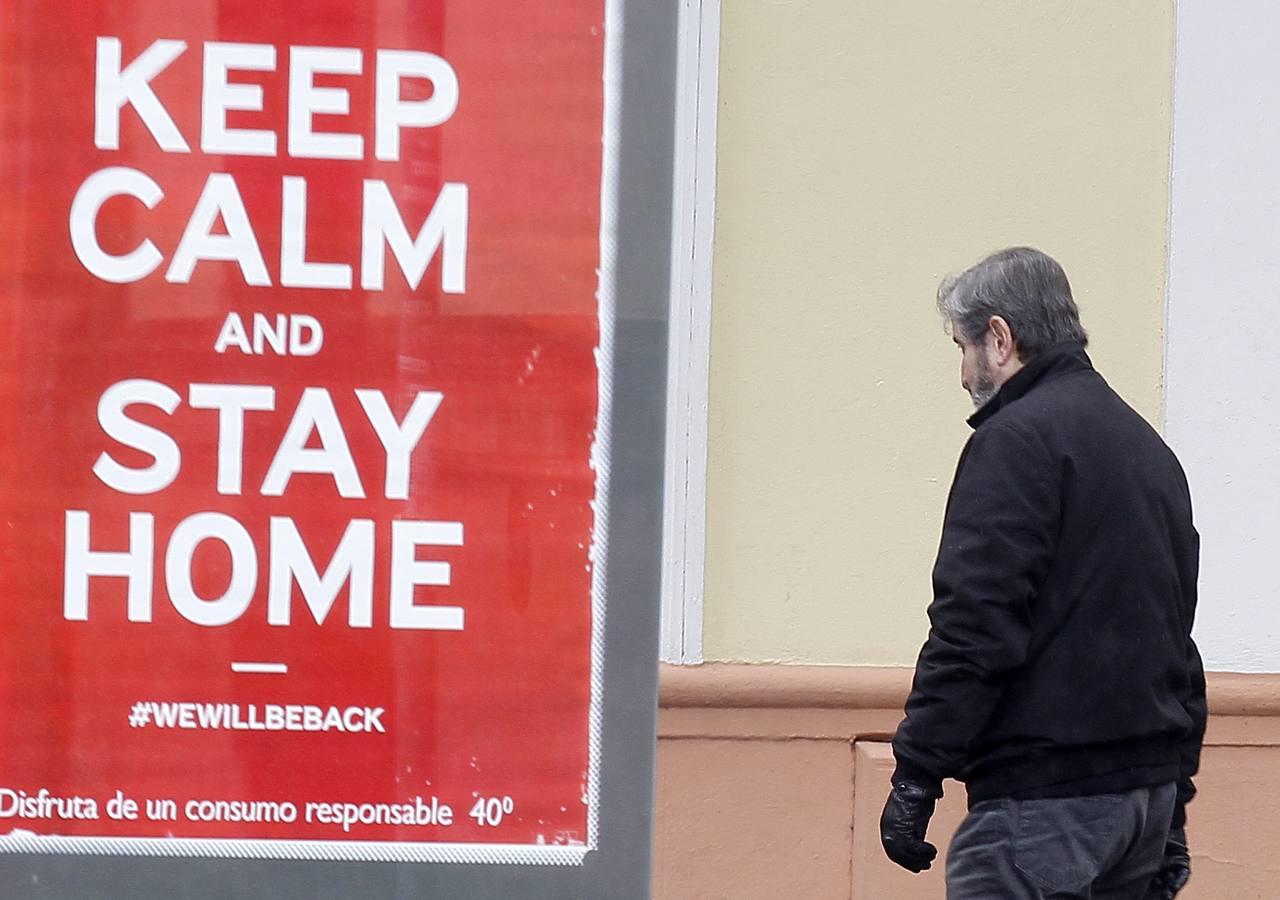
[1160,0,1180,436]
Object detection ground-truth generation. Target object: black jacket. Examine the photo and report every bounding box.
[892,343,1206,810]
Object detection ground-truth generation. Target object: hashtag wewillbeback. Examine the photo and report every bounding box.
[128,701,386,733]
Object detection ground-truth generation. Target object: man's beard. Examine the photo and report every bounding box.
[969,350,998,410]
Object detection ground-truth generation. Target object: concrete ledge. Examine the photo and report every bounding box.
[658,663,1280,716]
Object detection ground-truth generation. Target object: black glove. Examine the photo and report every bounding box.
[880,778,940,873]
[1144,827,1191,899]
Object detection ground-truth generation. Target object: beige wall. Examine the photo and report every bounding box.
[703,0,1175,664]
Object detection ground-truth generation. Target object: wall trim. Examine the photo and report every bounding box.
[660,663,910,709]
[658,664,1280,717]
[660,0,719,665]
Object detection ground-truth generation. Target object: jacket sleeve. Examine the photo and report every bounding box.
[1174,529,1207,827]
[892,422,1060,791]
[1172,638,1206,827]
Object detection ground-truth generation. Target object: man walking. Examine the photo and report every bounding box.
[880,248,1205,899]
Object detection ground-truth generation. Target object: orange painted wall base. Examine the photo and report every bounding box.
[653,665,1280,900]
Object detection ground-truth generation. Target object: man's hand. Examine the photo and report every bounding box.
[1144,827,1191,899]
[880,779,940,873]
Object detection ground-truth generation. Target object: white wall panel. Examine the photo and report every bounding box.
[1167,1,1280,671]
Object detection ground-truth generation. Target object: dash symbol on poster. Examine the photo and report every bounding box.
[231,662,288,674]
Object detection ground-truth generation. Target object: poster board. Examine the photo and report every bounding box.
[0,0,671,895]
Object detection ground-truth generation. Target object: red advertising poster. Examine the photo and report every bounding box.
[0,0,614,864]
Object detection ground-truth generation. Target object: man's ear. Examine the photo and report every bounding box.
[988,316,1018,366]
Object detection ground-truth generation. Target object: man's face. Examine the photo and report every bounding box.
[954,328,998,410]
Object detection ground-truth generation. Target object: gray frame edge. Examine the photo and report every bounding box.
[0,0,676,896]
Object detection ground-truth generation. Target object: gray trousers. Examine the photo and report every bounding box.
[946,782,1176,899]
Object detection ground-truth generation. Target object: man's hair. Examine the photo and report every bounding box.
[936,247,1088,359]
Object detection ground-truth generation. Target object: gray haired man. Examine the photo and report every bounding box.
[880,248,1205,899]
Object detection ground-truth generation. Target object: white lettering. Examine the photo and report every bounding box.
[290,314,323,356]
[64,510,154,622]
[95,37,189,152]
[389,520,464,630]
[201,42,276,156]
[267,517,374,627]
[93,379,182,494]
[261,388,364,497]
[361,181,467,293]
[374,50,458,161]
[165,512,258,626]
[280,176,353,289]
[213,311,253,354]
[356,389,442,500]
[167,173,270,286]
[253,312,287,355]
[288,46,363,160]
[188,383,275,495]
[69,167,164,283]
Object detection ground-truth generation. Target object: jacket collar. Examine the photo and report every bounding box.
[968,341,1094,429]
